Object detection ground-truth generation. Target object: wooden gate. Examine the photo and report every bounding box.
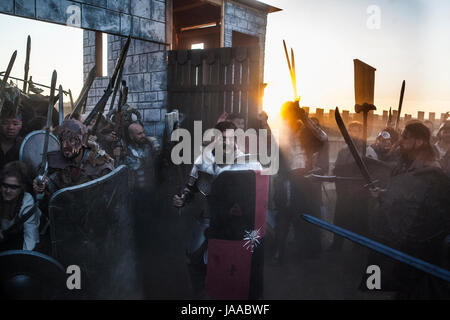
[167,47,262,133]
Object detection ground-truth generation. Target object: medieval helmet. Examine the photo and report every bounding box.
[437,120,450,139]
[55,119,88,147]
[110,104,142,128]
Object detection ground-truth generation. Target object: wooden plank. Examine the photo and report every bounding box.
[166,0,173,49]
[218,51,226,113]
[247,47,260,128]
[241,57,250,125]
[174,0,205,13]
[168,47,260,131]
[233,59,242,113]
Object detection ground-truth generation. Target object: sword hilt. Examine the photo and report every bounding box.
[363,179,379,189]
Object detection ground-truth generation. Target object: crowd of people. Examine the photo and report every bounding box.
[0,85,160,255]
[0,77,449,299]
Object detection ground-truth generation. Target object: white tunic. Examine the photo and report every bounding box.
[1,192,41,250]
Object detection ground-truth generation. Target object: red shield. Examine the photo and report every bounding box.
[206,239,252,299]
[206,170,269,299]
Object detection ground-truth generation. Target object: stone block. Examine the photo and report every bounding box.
[82,4,121,33]
[148,51,166,72]
[0,1,13,13]
[151,0,165,23]
[151,71,167,91]
[144,109,160,122]
[15,0,35,18]
[107,0,130,13]
[131,0,151,19]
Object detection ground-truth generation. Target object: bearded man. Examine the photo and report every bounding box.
[32,119,114,195]
[369,122,450,299]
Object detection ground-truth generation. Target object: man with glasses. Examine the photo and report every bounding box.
[370,127,400,164]
[0,161,41,251]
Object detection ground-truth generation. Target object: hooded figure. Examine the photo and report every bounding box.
[435,121,450,174]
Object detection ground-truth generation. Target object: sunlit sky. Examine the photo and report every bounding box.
[262,0,450,117]
[1,0,449,118]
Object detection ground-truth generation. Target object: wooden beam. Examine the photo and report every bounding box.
[95,31,103,77]
[180,22,217,32]
[173,0,205,13]
[205,0,223,6]
[166,0,173,49]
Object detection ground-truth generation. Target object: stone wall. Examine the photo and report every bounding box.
[84,30,167,138]
[0,0,166,43]
[223,0,268,78]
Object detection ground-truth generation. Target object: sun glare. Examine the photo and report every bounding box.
[262,74,299,129]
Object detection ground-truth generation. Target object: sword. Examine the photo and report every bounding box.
[395,80,405,130]
[23,35,31,92]
[386,107,393,128]
[301,214,450,282]
[304,174,364,183]
[282,40,298,101]
[37,70,57,186]
[0,50,17,114]
[84,36,131,126]
[58,85,64,126]
[107,56,125,113]
[69,65,96,119]
[335,107,377,187]
[110,80,128,163]
[38,70,57,235]
[68,89,74,110]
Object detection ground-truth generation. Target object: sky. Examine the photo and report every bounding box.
[261,0,450,118]
[0,14,84,103]
[0,0,449,118]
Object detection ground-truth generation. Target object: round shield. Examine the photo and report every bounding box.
[19,130,60,177]
[0,250,66,299]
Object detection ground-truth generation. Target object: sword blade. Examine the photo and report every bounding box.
[395,80,405,130]
[58,85,64,126]
[282,40,296,100]
[291,48,298,100]
[335,107,375,185]
[0,50,17,113]
[301,214,450,282]
[84,36,130,126]
[387,107,392,127]
[0,50,17,90]
[68,88,74,110]
[41,70,57,172]
[70,65,96,118]
[23,35,31,92]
